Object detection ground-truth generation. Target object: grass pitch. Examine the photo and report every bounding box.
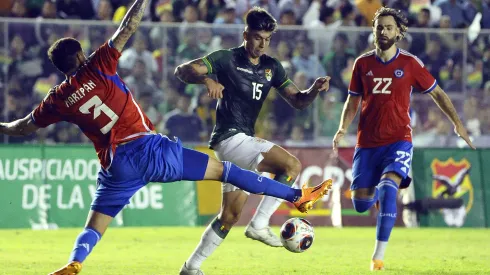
[0,227,489,274]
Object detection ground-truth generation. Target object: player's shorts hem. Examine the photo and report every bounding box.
[215,133,275,194]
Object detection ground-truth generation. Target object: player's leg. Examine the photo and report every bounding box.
[180,142,331,274]
[247,144,302,245]
[50,137,151,275]
[371,141,413,271]
[350,147,382,213]
[182,189,248,274]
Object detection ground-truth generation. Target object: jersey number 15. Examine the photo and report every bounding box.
[252,82,263,100]
[79,95,120,134]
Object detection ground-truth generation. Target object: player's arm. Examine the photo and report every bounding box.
[277,77,330,110]
[174,58,213,85]
[174,53,226,99]
[428,85,476,149]
[110,0,149,52]
[0,114,39,136]
[332,94,361,154]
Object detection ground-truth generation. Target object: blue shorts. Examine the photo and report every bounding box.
[351,141,413,190]
[91,134,210,217]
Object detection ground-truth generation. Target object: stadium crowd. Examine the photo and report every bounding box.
[0,0,489,145]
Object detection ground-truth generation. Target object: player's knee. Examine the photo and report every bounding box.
[285,156,301,178]
[352,198,376,213]
[351,188,377,213]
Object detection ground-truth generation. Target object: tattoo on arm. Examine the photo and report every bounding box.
[278,83,322,110]
[111,0,149,52]
[175,59,210,84]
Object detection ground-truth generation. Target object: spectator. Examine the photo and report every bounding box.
[420,37,447,87]
[438,15,464,53]
[434,0,476,28]
[410,8,431,56]
[176,29,208,64]
[119,34,158,77]
[482,0,490,29]
[199,0,226,23]
[322,33,356,99]
[179,5,206,40]
[444,64,467,93]
[318,92,343,137]
[124,59,161,98]
[291,41,326,82]
[463,96,481,136]
[95,0,114,20]
[57,0,95,19]
[278,0,309,23]
[213,2,242,36]
[164,94,205,142]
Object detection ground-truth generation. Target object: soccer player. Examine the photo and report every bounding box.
[0,1,331,274]
[175,7,332,275]
[332,7,475,271]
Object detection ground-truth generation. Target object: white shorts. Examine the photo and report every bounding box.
[213,133,275,193]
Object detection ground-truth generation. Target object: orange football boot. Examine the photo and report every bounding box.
[293,179,333,213]
[49,261,82,275]
[370,259,385,271]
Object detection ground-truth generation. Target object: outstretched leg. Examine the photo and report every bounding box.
[49,206,121,275]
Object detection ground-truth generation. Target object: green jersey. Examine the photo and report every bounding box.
[203,46,291,148]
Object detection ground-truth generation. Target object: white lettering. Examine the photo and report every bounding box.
[74,159,87,181]
[39,185,51,210]
[61,160,74,180]
[150,185,163,209]
[18,158,29,180]
[57,185,68,209]
[87,80,96,89]
[69,185,84,209]
[22,184,38,209]
[29,159,43,180]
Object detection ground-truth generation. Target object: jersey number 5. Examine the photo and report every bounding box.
[373,78,392,94]
[79,95,119,134]
[252,82,263,100]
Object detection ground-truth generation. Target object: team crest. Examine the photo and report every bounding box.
[394,69,404,78]
[265,69,272,81]
[431,158,473,227]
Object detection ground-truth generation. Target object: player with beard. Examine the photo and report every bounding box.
[332,7,475,271]
[175,7,332,275]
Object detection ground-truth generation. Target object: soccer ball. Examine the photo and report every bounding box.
[279,217,315,253]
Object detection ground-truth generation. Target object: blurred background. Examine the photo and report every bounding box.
[0,0,489,148]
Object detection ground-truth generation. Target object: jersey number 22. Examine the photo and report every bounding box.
[373,78,392,94]
[79,95,120,134]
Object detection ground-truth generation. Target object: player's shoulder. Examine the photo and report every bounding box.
[398,49,425,67]
[353,50,376,66]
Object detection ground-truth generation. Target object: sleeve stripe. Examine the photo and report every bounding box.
[108,39,114,48]
[278,78,292,89]
[202,57,213,74]
[422,80,437,94]
[348,90,361,96]
[30,112,37,123]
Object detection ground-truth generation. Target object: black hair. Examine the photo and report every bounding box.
[47,37,83,74]
[319,6,335,22]
[245,7,277,32]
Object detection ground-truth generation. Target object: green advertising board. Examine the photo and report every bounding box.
[0,145,198,229]
[412,149,486,227]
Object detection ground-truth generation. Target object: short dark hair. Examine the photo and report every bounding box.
[47,37,83,74]
[420,8,431,17]
[245,7,277,32]
[373,7,408,40]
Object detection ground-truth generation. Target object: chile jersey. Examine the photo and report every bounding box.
[31,40,155,169]
[348,48,437,148]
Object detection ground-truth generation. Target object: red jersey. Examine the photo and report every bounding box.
[31,41,155,169]
[348,48,437,148]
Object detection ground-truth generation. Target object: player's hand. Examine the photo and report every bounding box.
[204,78,224,99]
[454,124,476,149]
[313,76,331,92]
[332,128,346,156]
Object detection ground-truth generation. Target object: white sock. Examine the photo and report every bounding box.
[250,196,283,229]
[372,240,388,260]
[186,223,225,270]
